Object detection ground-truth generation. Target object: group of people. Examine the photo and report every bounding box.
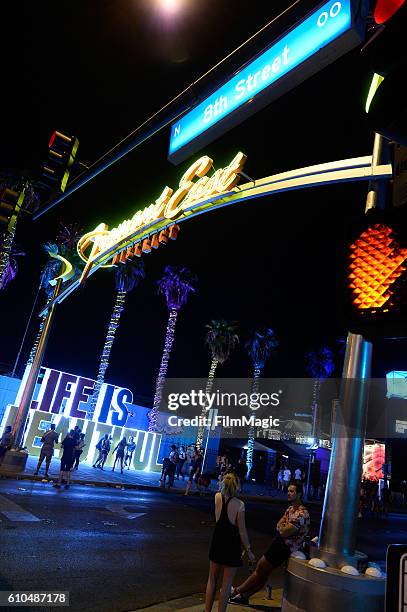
[159,445,205,494]
[34,424,85,482]
[277,466,304,492]
[359,477,391,516]
[92,434,136,473]
[205,474,310,611]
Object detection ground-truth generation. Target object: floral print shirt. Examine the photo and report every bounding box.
[282,504,310,552]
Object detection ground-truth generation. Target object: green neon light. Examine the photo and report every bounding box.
[365,73,384,114]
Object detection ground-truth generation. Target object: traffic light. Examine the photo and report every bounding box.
[346,206,407,338]
[362,0,407,144]
[0,187,25,232]
[40,131,79,193]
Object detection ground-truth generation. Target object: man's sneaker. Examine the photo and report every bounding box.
[229,592,249,606]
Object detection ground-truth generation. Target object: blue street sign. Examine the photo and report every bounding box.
[169,0,365,163]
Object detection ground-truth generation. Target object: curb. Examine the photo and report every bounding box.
[1,472,323,506]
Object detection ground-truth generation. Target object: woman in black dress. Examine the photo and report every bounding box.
[205,473,255,612]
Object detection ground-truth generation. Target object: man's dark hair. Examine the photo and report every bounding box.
[50,424,56,430]
[290,481,303,499]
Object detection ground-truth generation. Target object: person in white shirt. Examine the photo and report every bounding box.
[283,468,291,491]
[294,468,302,482]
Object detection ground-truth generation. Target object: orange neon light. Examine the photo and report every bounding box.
[348,224,407,310]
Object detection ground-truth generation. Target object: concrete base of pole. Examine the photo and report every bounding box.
[281,558,385,612]
[309,544,368,571]
[0,450,28,476]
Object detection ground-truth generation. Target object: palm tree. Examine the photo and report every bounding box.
[245,328,278,473]
[148,265,197,432]
[196,320,239,448]
[0,244,25,290]
[27,224,84,367]
[87,258,145,419]
[0,177,39,290]
[26,243,62,366]
[304,346,335,498]
[305,347,335,440]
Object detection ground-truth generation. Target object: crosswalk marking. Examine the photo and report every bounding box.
[0,495,41,522]
[105,504,146,520]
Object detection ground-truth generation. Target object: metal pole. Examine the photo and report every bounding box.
[12,279,62,448]
[318,333,372,565]
[317,133,388,567]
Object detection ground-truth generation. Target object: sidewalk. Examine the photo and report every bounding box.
[2,456,319,506]
[133,587,283,611]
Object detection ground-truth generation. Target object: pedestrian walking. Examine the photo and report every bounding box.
[283,467,291,492]
[166,445,179,487]
[185,447,203,495]
[235,458,248,493]
[93,434,110,470]
[277,468,284,491]
[34,423,59,478]
[112,437,127,474]
[54,430,76,489]
[175,445,186,480]
[73,433,86,470]
[205,472,255,612]
[72,425,81,444]
[124,436,136,469]
[229,482,310,605]
[0,426,14,466]
[294,467,302,484]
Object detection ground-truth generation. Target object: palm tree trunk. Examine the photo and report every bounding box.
[87,290,127,420]
[27,294,53,366]
[196,357,219,449]
[0,226,16,290]
[148,307,178,432]
[246,366,262,474]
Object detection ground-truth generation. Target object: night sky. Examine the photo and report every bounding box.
[1,0,404,404]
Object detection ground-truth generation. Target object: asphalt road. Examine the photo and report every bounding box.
[0,480,405,612]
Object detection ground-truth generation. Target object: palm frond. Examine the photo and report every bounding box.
[205,319,239,364]
[157,265,197,310]
[245,328,278,369]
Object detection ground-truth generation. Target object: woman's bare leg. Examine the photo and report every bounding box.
[205,561,221,612]
[218,566,237,612]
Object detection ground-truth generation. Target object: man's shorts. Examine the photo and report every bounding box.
[264,535,291,566]
[60,457,73,472]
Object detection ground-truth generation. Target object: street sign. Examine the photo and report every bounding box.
[168,0,366,164]
[386,544,407,611]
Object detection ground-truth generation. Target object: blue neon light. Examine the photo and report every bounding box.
[169,0,354,158]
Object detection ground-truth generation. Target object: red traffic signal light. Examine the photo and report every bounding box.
[346,208,407,338]
[41,131,79,193]
[374,0,405,24]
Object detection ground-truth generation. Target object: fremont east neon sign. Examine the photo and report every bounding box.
[77,152,246,281]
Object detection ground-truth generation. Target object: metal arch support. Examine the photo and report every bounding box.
[39,154,392,315]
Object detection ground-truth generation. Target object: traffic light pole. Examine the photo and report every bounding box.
[282,134,387,611]
[11,278,62,448]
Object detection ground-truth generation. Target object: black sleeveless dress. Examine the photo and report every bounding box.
[209,495,243,567]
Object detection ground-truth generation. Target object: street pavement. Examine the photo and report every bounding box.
[8,456,316,504]
[0,477,405,611]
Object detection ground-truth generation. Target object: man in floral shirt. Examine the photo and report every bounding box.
[230,482,310,606]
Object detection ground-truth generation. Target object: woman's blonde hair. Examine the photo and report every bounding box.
[221,472,239,497]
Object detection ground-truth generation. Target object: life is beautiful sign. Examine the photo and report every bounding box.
[1,367,163,471]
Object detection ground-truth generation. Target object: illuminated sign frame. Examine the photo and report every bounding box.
[41,151,391,314]
[168,0,366,163]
